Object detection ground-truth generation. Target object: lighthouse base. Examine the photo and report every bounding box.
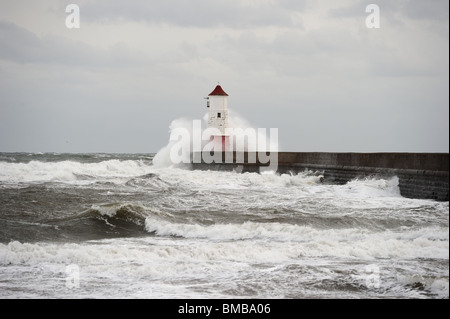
[210,135,230,151]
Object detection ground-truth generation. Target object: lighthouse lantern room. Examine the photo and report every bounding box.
[206,84,230,151]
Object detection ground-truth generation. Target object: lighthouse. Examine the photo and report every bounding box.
[206,84,230,151]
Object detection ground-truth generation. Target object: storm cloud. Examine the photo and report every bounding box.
[0,0,448,153]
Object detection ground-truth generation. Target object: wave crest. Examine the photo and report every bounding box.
[144,217,449,259]
[0,159,153,184]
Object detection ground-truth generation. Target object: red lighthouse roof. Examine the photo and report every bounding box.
[208,85,229,96]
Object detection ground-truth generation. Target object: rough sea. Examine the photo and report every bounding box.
[0,152,448,299]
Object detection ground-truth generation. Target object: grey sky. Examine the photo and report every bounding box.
[0,0,448,153]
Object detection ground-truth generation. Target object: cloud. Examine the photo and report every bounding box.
[403,0,449,21]
[75,0,299,28]
[0,0,448,153]
[329,0,449,29]
[0,20,151,68]
[0,21,42,63]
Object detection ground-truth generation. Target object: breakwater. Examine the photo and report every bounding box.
[190,152,449,201]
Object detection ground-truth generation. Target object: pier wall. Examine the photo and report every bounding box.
[191,152,449,201]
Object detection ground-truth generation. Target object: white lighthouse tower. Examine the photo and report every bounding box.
[206,84,230,151]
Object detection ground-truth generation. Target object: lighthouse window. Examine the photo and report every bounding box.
[217,113,221,118]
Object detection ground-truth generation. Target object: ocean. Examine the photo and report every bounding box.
[0,152,448,299]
